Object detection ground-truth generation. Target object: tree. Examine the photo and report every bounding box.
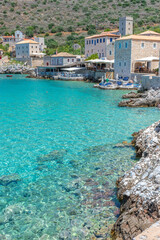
[25,26,34,37]
[46,39,58,49]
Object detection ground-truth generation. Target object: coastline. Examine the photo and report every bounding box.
[111,120,160,240]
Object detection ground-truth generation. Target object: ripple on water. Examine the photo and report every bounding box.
[0,75,160,239]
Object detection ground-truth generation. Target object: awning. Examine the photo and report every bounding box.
[85,59,114,64]
[60,67,85,71]
[135,57,159,62]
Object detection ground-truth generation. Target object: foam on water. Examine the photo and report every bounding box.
[0,75,159,239]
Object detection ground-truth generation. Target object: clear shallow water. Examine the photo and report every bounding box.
[0,75,160,239]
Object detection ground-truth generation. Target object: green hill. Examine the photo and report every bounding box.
[0,0,160,36]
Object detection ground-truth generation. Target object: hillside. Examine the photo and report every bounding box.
[0,0,160,36]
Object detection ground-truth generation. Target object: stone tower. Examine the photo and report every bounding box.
[119,16,133,36]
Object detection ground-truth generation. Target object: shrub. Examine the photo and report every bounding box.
[55,32,62,36]
[85,53,99,60]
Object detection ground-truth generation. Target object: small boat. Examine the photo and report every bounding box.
[6,75,13,77]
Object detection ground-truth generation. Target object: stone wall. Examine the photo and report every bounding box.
[140,75,160,91]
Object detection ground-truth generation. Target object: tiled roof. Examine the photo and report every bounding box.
[116,34,160,42]
[51,52,76,57]
[3,36,15,38]
[139,30,160,36]
[85,32,120,39]
[16,39,39,44]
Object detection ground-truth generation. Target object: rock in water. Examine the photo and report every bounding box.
[112,120,160,240]
[119,89,160,108]
[37,149,67,163]
[0,174,21,186]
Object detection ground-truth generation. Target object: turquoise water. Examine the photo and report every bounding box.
[0,75,159,239]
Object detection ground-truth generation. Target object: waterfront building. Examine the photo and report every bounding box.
[16,39,45,67]
[114,31,160,79]
[85,31,120,59]
[44,52,77,66]
[16,39,40,59]
[119,16,133,36]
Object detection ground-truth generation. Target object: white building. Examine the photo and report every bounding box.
[16,39,40,59]
[15,30,25,42]
[33,37,46,52]
[85,31,120,59]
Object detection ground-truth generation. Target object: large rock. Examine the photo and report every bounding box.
[119,89,160,107]
[122,92,146,99]
[112,120,160,240]
[0,174,21,186]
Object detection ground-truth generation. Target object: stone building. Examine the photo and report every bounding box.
[16,39,45,67]
[114,31,160,79]
[44,52,77,66]
[85,31,120,59]
[16,39,40,59]
[119,16,133,36]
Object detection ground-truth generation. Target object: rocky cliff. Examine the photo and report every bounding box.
[111,120,160,240]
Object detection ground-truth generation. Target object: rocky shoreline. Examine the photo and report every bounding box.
[119,89,160,107]
[111,120,160,240]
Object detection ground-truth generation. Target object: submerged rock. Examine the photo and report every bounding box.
[0,174,21,186]
[114,141,133,149]
[37,149,67,163]
[112,120,160,240]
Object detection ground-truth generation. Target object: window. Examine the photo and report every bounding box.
[97,39,99,43]
[153,43,157,49]
[124,62,126,66]
[110,38,113,42]
[92,40,93,44]
[68,59,70,62]
[103,38,105,43]
[109,51,112,55]
[100,38,102,43]
[119,43,122,49]
[94,40,96,46]
[89,40,91,44]
[99,53,101,58]
[102,53,104,57]
[141,43,144,48]
[72,59,74,62]
[119,62,121,67]
[125,42,128,48]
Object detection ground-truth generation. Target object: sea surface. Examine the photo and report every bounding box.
[0,75,159,240]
